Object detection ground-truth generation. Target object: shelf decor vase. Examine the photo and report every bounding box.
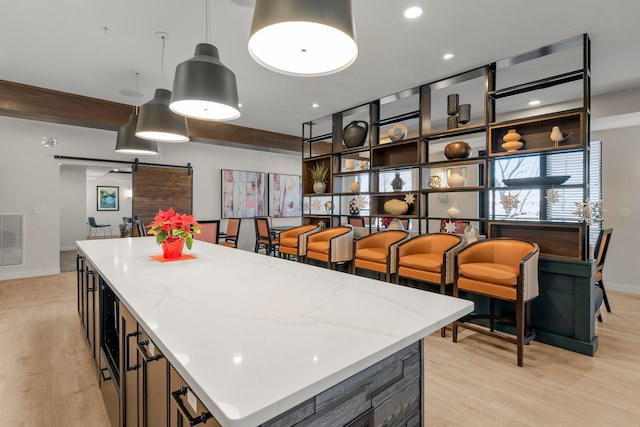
[458,104,471,125]
[344,158,356,171]
[391,172,405,191]
[446,167,467,188]
[349,199,359,215]
[350,181,361,193]
[313,181,326,194]
[386,218,405,230]
[447,201,461,219]
[444,141,471,159]
[161,237,186,259]
[501,129,524,152]
[342,120,368,148]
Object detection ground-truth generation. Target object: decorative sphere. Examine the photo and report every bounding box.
[444,141,471,159]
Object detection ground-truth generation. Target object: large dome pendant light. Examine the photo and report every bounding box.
[115,72,159,156]
[169,0,240,121]
[248,0,358,77]
[136,33,189,142]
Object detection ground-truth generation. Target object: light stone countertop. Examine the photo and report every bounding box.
[77,237,473,427]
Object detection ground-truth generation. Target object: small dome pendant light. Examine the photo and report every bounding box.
[136,33,189,142]
[248,0,358,76]
[115,71,159,156]
[170,0,240,121]
[116,114,160,155]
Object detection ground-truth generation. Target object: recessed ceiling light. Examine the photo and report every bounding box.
[442,53,454,60]
[404,6,423,19]
[528,100,541,106]
[312,103,319,108]
[238,103,243,108]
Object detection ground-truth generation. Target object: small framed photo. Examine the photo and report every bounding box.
[97,186,119,211]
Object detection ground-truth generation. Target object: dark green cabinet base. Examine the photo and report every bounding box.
[461,258,598,356]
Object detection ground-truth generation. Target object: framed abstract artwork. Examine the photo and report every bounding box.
[97,186,119,211]
[221,170,267,218]
[269,174,302,217]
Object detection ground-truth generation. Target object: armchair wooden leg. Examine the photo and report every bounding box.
[490,298,496,332]
[516,300,524,367]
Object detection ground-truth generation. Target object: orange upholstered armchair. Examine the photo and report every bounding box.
[352,230,408,282]
[453,238,539,367]
[305,226,354,270]
[278,224,320,261]
[396,233,463,336]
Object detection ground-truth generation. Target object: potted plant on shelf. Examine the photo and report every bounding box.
[147,207,201,259]
[309,163,329,194]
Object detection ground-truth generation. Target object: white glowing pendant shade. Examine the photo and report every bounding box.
[170,43,241,121]
[248,0,358,76]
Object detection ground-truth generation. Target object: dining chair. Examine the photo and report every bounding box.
[219,218,241,248]
[352,230,408,282]
[278,224,320,262]
[87,217,111,239]
[194,220,220,244]
[452,238,540,367]
[594,228,613,320]
[396,233,464,336]
[254,216,278,255]
[133,219,145,237]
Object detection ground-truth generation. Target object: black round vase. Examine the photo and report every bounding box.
[342,121,368,148]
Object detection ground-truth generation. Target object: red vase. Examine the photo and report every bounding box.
[161,238,185,259]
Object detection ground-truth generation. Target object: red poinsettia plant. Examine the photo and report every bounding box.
[146,207,201,250]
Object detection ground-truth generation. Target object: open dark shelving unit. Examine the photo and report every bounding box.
[301,34,591,260]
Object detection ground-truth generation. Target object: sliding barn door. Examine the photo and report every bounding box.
[132,165,193,235]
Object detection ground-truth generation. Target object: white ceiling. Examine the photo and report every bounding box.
[2,1,640,137]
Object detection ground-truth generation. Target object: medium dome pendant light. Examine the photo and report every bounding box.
[136,33,189,142]
[115,72,159,156]
[169,0,240,121]
[248,0,358,77]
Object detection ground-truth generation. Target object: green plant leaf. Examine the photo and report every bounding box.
[186,236,193,250]
[156,230,168,244]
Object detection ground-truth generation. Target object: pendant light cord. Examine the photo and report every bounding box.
[160,35,166,89]
[203,0,210,43]
[134,71,141,115]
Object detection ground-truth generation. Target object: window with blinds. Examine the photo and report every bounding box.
[546,140,602,249]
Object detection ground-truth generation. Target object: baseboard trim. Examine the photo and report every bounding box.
[608,282,640,295]
[0,268,61,281]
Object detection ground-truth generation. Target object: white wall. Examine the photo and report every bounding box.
[60,165,87,250]
[0,116,300,280]
[592,125,639,294]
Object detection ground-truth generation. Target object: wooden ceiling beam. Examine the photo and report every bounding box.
[0,80,300,153]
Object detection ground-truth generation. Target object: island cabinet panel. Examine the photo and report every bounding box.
[169,366,220,427]
[120,304,139,427]
[259,341,422,427]
[137,329,168,427]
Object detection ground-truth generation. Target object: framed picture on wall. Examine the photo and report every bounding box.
[97,186,119,211]
[269,174,302,217]
[221,170,267,218]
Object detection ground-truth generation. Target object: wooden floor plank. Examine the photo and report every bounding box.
[0,272,639,426]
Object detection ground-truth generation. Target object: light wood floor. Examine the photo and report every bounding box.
[1,273,638,426]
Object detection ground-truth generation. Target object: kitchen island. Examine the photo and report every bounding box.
[76,237,472,427]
